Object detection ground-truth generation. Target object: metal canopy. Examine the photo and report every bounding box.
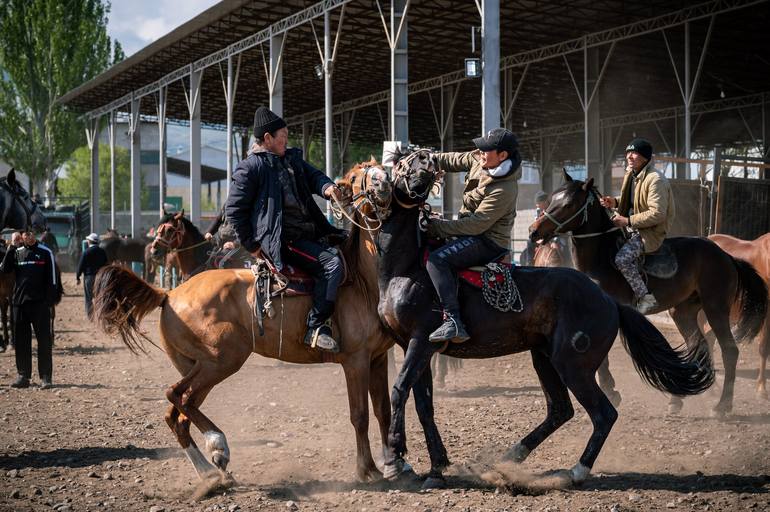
[60,0,770,165]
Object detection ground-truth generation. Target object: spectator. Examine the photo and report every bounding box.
[76,233,108,319]
[1,230,58,389]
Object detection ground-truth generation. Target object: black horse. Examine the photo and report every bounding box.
[1,169,47,232]
[369,152,714,489]
[529,172,768,415]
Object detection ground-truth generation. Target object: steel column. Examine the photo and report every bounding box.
[270,33,284,116]
[324,10,333,181]
[390,0,409,142]
[481,0,500,133]
[585,45,604,191]
[157,86,167,216]
[85,117,100,235]
[108,111,116,229]
[224,55,241,192]
[129,98,142,238]
[188,70,203,225]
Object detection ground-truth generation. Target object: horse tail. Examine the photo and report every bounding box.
[616,303,714,396]
[731,257,768,342]
[92,264,167,355]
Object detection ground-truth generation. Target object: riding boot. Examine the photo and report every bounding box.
[303,302,340,353]
[635,293,659,315]
[429,311,470,344]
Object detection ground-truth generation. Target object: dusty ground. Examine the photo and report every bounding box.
[1,272,769,512]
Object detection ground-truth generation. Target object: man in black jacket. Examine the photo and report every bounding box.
[1,230,58,389]
[225,106,344,352]
[76,233,108,318]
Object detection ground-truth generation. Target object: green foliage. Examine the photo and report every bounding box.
[58,144,148,210]
[289,135,380,179]
[0,0,117,195]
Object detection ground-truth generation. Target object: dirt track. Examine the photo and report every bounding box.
[1,272,769,511]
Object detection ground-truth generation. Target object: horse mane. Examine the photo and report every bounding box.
[179,215,205,241]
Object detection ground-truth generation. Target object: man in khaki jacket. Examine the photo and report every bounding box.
[600,138,675,314]
[425,128,521,343]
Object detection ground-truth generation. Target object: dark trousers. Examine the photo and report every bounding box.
[282,239,343,329]
[83,274,96,318]
[426,236,507,315]
[13,302,52,380]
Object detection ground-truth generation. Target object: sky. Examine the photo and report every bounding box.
[107,0,220,57]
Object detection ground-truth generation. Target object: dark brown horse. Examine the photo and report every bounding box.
[91,162,396,494]
[707,233,770,399]
[529,172,768,415]
[371,152,713,488]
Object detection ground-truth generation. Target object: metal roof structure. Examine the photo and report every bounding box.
[59,0,770,235]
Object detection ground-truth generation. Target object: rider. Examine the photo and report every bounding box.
[424,128,522,343]
[225,106,345,353]
[599,138,675,314]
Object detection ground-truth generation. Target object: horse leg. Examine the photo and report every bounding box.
[383,338,434,479]
[668,300,708,414]
[504,349,574,464]
[554,356,618,484]
[702,302,739,416]
[341,352,381,482]
[756,321,769,400]
[597,356,621,408]
[164,404,216,478]
[412,364,450,489]
[368,351,392,465]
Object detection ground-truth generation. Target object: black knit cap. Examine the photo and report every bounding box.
[253,106,287,139]
[625,138,653,161]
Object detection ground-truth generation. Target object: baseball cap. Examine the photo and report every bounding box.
[473,128,519,155]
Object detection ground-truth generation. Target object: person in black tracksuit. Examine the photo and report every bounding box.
[225,106,344,353]
[76,234,108,318]
[1,231,58,389]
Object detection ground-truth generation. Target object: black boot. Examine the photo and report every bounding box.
[10,375,30,388]
[429,311,470,344]
[304,324,340,353]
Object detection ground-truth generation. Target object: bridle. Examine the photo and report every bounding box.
[332,165,391,231]
[153,219,211,254]
[542,186,620,239]
[391,150,442,209]
[0,178,37,231]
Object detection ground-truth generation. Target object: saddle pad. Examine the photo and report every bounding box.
[421,248,512,290]
[274,255,350,297]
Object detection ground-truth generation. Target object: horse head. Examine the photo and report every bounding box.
[336,159,392,227]
[1,169,47,232]
[151,209,186,257]
[529,169,598,243]
[391,149,443,208]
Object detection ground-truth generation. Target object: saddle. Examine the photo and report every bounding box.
[261,250,350,297]
[614,238,678,279]
[421,248,511,289]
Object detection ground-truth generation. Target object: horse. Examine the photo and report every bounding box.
[149,211,214,280]
[529,171,769,415]
[368,151,714,489]
[0,169,47,232]
[100,232,149,271]
[706,233,770,399]
[532,235,573,268]
[91,161,397,493]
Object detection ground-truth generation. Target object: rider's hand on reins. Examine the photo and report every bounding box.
[599,196,617,209]
[324,185,342,201]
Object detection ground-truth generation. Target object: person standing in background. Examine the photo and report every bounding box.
[76,233,108,318]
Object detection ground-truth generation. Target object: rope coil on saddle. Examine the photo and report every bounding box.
[481,263,524,313]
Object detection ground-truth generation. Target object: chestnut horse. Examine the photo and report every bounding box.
[372,152,713,488]
[149,211,214,280]
[92,162,395,492]
[707,233,770,399]
[530,172,768,415]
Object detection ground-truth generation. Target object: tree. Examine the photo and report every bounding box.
[58,144,148,211]
[0,0,120,199]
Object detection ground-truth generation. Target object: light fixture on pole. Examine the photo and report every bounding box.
[314,63,324,81]
[465,58,481,78]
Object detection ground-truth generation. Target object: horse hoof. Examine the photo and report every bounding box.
[212,452,230,471]
[357,467,384,483]
[667,402,683,415]
[502,442,530,464]
[383,460,414,481]
[710,406,731,419]
[421,476,446,490]
[569,463,591,485]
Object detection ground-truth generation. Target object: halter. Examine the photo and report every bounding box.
[153,219,212,253]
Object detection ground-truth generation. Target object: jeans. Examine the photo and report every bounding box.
[13,302,52,380]
[426,236,508,315]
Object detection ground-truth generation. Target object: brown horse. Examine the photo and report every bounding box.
[532,235,574,268]
[530,172,768,415]
[149,211,214,280]
[92,162,395,492]
[707,233,770,399]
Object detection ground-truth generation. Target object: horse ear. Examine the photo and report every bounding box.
[562,168,572,182]
[582,177,594,191]
[7,168,16,185]
[174,210,183,220]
